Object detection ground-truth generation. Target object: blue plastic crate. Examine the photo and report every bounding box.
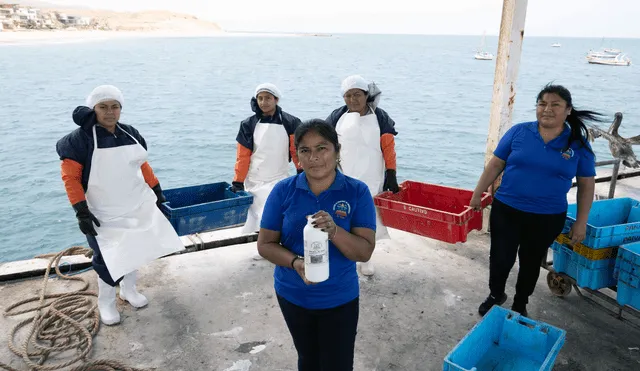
[160,182,253,236]
[443,306,566,371]
[617,272,640,309]
[615,242,640,308]
[551,242,617,290]
[563,198,640,248]
[616,242,640,275]
[551,242,616,270]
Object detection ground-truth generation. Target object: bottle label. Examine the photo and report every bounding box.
[305,240,327,265]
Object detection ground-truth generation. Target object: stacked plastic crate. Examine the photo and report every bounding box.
[615,242,640,309]
[551,198,640,290]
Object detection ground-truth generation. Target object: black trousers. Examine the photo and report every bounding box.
[86,234,122,287]
[489,199,566,303]
[277,295,359,371]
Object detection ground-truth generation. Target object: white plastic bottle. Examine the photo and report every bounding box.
[303,215,329,283]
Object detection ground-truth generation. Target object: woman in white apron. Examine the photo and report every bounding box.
[326,75,400,276]
[56,85,184,325]
[231,83,302,234]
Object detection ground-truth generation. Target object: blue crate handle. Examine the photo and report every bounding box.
[506,312,547,333]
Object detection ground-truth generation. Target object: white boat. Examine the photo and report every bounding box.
[588,53,631,66]
[604,48,621,54]
[474,51,494,60]
[474,32,494,60]
[551,43,561,47]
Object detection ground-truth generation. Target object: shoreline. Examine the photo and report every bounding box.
[0,29,304,45]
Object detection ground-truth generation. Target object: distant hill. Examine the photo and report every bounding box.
[2,1,222,33]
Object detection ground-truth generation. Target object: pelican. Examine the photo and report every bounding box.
[588,112,640,168]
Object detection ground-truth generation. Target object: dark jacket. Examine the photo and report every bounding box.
[56,106,149,191]
[236,98,301,154]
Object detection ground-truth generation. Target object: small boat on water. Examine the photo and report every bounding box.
[586,47,631,66]
[474,51,494,60]
[585,38,630,66]
[551,43,561,47]
[474,32,494,60]
[587,53,631,66]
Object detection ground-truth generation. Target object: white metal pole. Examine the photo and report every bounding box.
[482,0,528,231]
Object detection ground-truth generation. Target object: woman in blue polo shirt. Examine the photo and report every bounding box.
[470,84,600,317]
[257,119,377,371]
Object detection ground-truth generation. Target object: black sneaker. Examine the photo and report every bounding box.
[478,293,508,316]
[511,302,528,317]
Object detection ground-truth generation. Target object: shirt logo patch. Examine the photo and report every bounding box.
[561,148,574,160]
[333,201,351,219]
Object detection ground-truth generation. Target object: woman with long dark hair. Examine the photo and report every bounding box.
[470,84,601,317]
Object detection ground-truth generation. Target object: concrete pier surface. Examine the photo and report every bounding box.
[2,227,639,370]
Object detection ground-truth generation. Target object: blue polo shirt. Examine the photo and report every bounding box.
[494,121,596,214]
[260,171,377,310]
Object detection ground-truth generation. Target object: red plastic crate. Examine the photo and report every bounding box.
[374,181,493,243]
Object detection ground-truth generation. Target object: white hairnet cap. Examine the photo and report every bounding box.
[255,83,281,99]
[341,75,369,95]
[86,85,124,108]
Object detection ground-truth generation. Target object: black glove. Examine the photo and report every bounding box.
[72,200,100,236]
[297,169,304,174]
[152,183,166,209]
[383,169,400,193]
[231,181,244,193]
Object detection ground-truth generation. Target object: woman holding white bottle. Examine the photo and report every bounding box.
[257,119,377,371]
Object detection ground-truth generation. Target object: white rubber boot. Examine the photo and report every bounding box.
[358,261,375,276]
[97,277,121,325]
[119,271,148,308]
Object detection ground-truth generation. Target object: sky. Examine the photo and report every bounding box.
[24,0,640,38]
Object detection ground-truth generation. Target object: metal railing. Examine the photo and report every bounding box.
[579,159,640,200]
[596,159,621,200]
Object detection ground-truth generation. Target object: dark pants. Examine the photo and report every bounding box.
[489,199,566,304]
[86,234,122,287]
[277,295,359,371]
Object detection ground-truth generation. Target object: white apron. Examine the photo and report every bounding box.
[86,125,184,281]
[336,111,390,240]
[241,121,290,234]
